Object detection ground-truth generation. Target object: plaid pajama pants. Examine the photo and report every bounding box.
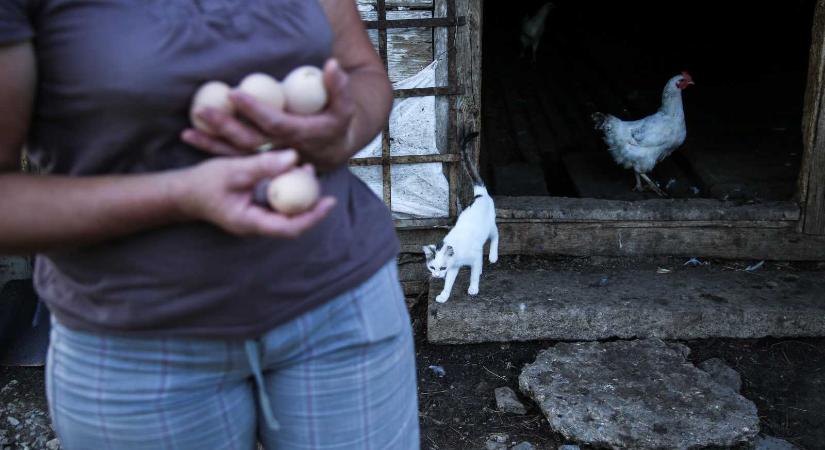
[46,261,419,450]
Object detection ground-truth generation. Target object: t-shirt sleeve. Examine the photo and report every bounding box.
[0,1,35,44]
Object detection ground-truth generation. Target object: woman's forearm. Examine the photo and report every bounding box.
[0,171,186,254]
[343,65,394,158]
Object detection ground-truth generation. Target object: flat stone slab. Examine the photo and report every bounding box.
[427,268,825,343]
[518,339,759,450]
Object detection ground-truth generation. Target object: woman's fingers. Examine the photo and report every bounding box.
[182,107,270,154]
[323,59,357,121]
[245,196,337,238]
[229,90,303,143]
[227,150,298,188]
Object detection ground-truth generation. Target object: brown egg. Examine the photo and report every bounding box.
[266,169,321,215]
[282,66,328,115]
[189,81,233,134]
[237,73,285,111]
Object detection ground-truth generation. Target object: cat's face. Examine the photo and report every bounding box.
[423,243,453,278]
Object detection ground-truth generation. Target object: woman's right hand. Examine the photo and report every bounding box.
[174,149,336,238]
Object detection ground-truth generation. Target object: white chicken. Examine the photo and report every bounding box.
[592,72,694,196]
[520,2,555,62]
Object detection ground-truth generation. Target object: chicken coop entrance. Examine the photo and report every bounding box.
[481,0,815,203]
[374,0,825,259]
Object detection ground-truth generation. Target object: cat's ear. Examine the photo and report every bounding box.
[423,245,436,259]
[445,245,454,257]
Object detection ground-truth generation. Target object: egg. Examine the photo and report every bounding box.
[282,66,328,115]
[266,169,321,215]
[237,73,285,111]
[190,81,234,134]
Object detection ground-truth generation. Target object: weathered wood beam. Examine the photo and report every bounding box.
[363,16,465,29]
[357,0,433,9]
[494,197,800,223]
[801,0,825,234]
[398,222,825,261]
[349,153,460,166]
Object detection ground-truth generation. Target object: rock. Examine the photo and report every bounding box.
[519,339,759,450]
[558,446,580,450]
[510,442,535,450]
[484,433,510,450]
[6,417,19,427]
[0,380,18,395]
[494,387,527,415]
[753,435,800,450]
[46,438,61,450]
[698,358,743,392]
[427,365,446,378]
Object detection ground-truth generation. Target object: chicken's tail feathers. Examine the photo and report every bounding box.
[458,130,484,187]
[591,112,610,131]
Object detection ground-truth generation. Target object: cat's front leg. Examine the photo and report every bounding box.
[468,253,483,296]
[489,226,500,263]
[436,268,459,303]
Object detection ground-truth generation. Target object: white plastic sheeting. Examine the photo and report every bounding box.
[350,60,449,219]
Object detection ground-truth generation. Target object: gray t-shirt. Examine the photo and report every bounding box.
[1,0,399,338]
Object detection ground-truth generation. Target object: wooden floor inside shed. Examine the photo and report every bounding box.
[481,0,814,202]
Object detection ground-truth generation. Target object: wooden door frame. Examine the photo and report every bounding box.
[396,0,825,260]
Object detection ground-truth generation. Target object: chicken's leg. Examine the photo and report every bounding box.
[640,173,667,197]
[633,173,644,192]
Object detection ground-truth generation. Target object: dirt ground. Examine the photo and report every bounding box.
[2,257,825,450]
[412,257,825,450]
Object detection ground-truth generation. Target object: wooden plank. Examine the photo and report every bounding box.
[801,0,825,234]
[357,0,433,9]
[349,153,460,166]
[456,0,483,206]
[494,197,801,223]
[361,10,434,83]
[446,0,458,217]
[363,17,464,29]
[397,222,825,261]
[376,0,392,211]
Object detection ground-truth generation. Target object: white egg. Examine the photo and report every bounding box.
[190,81,234,134]
[282,66,328,115]
[237,73,285,111]
[266,169,321,215]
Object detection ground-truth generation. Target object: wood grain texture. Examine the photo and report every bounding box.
[398,221,825,260]
[494,197,800,223]
[360,9,434,83]
[802,0,825,234]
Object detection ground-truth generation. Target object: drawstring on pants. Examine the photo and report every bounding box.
[244,340,280,431]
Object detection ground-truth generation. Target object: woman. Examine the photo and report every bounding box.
[0,0,419,448]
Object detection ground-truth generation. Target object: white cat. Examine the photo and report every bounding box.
[423,132,499,303]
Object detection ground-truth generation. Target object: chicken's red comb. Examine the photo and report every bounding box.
[681,71,693,82]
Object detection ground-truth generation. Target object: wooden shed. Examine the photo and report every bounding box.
[356,0,825,261]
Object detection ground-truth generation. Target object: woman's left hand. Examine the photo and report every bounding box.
[181,59,357,170]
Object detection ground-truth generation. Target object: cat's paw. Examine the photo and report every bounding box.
[468,286,479,296]
[436,293,450,303]
[489,253,498,263]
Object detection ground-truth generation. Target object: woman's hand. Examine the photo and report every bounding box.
[181,59,358,170]
[173,150,336,238]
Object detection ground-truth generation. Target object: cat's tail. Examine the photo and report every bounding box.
[459,130,484,189]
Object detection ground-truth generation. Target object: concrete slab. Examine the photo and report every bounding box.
[427,267,825,343]
[518,339,759,449]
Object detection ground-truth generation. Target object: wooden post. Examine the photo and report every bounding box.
[435,0,483,210]
[801,0,825,235]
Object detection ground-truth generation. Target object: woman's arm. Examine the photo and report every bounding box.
[0,42,334,255]
[181,0,394,170]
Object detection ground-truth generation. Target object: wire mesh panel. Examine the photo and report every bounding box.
[352,0,466,227]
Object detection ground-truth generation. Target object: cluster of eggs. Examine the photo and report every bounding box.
[189,66,327,215]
